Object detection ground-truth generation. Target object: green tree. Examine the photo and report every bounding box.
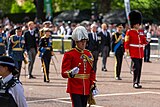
[0,0,14,14]
[11,0,35,13]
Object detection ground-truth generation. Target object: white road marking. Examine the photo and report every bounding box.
[27,91,160,107]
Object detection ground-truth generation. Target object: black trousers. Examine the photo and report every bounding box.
[70,94,88,107]
[115,50,123,78]
[42,51,51,82]
[132,58,142,84]
[144,43,150,62]
[91,50,99,73]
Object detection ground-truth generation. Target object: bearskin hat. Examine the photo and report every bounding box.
[129,10,142,28]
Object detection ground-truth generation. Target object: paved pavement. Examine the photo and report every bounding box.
[20,52,160,107]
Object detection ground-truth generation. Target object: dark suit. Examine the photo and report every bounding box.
[98,31,111,71]
[24,30,37,78]
[86,32,101,73]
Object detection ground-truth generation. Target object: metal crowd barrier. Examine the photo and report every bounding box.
[52,35,72,54]
[150,37,160,58]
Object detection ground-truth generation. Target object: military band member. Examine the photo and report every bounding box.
[61,26,96,107]
[111,24,124,80]
[125,10,147,88]
[8,27,25,79]
[39,28,54,82]
[0,25,7,56]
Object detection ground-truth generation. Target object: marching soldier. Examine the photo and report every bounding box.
[0,25,7,56]
[38,28,54,83]
[8,27,25,79]
[125,10,147,88]
[111,24,125,80]
[61,26,97,107]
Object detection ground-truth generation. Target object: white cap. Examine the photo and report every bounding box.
[72,26,88,41]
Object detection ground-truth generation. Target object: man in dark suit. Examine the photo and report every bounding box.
[24,21,37,79]
[86,24,101,73]
[98,23,111,71]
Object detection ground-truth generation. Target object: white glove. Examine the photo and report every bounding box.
[92,88,98,96]
[70,67,79,75]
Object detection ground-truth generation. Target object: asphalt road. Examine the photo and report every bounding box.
[20,52,160,107]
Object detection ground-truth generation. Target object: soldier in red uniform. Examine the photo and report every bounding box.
[125,10,147,88]
[61,26,96,107]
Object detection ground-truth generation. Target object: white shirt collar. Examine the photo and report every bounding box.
[2,73,13,84]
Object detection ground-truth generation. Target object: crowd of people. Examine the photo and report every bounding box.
[0,9,157,107]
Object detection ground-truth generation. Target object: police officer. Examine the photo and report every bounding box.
[61,26,96,107]
[0,56,28,107]
[125,10,147,88]
[111,24,124,80]
[0,25,7,56]
[8,27,25,79]
[39,28,54,82]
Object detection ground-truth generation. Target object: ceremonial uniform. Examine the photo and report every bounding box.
[62,48,95,94]
[39,35,53,82]
[8,28,25,79]
[0,32,7,56]
[125,10,146,88]
[125,28,146,87]
[111,31,124,80]
[61,26,96,107]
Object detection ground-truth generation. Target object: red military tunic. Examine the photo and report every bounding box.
[125,29,147,58]
[61,48,96,95]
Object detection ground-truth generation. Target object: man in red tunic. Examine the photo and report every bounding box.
[125,10,147,88]
[61,26,96,107]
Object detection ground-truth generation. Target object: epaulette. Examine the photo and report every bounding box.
[9,35,15,38]
[66,48,75,52]
[112,32,116,36]
[84,49,91,53]
[41,35,46,39]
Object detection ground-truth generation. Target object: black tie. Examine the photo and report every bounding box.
[94,33,97,41]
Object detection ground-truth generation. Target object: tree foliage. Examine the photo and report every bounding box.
[10,0,35,13]
[1,0,160,23]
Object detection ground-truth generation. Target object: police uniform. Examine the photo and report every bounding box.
[39,29,53,82]
[111,27,124,80]
[8,27,25,79]
[61,26,96,107]
[0,56,28,107]
[125,10,147,88]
